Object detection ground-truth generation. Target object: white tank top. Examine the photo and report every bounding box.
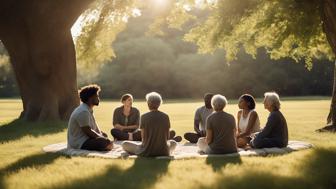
[238,110,261,134]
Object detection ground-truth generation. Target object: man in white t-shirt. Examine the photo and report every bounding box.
[67,84,113,151]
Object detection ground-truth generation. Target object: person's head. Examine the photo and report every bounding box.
[204,93,214,109]
[79,84,101,107]
[238,94,256,110]
[263,92,281,112]
[121,94,133,107]
[211,94,228,112]
[146,92,162,110]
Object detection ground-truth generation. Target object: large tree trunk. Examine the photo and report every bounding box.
[318,0,336,132]
[1,29,79,121]
[0,0,94,121]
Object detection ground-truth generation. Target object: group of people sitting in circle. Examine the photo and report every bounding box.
[67,84,288,157]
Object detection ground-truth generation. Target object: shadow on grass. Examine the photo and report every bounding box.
[0,119,67,143]
[46,158,171,189]
[201,148,336,189]
[206,156,242,172]
[0,152,63,189]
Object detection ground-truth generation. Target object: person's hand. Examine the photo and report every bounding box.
[116,125,123,131]
[120,126,125,131]
[101,132,108,138]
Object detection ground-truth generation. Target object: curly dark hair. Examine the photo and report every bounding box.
[79,84,101,103]
[239,94,256,110]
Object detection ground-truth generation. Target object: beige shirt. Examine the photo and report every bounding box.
[67,103,100,149]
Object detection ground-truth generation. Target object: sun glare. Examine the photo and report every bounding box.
[151,0,169,9]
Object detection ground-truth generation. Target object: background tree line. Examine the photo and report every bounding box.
[0,9,333,99]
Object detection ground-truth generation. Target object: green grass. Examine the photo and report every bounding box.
[1,98,336,189]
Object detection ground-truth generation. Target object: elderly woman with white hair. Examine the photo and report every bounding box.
[122,92,181,157]
[250,92,288,148]
[197,94,238,154]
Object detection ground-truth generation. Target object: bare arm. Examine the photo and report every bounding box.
[81,126,102,139]
[206,129,213,144]
[238,111,258,138]
[124,124,139,130]
[194,109,201,134]
[194,119,201,134]
[237,111,242,135]
[113,124,125,130]
[141,129,144,142]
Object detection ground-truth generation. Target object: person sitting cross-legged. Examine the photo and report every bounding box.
[122,92,179,157]
[184,93,214,143]
[67,84,113,151]
[111,93,180,142]
[236,94,261,148]
[250,92,288,148]
[197,94,238,154]
[110,94,142,141]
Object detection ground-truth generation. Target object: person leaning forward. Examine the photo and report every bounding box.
[67,84,113,151]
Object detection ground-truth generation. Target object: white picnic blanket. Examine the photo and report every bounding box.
[42,140,313,160]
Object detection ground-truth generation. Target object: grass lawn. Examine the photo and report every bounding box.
[1,97,336,189]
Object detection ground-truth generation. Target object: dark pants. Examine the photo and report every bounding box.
[184,132,205,143]
[81,137,112,151]
[250,137,285,148]
[111,129,142,141]
[111,128,176,141]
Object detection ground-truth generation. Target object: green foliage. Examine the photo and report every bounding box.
[89,10,333,99]
[156,0,335,69]
[75,0,139,72]
[0,43,17,97]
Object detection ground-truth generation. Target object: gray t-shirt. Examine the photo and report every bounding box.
[67,103,100,149]
[139,110,170,157]
[207,111,237,154]
[195,106,213,131]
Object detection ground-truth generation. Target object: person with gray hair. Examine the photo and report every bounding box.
[197,94,238,154]
[122,92,181,157]
[250,92,288,148]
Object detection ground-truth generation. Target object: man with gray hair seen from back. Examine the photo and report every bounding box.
[197,94,237,154]
[122,92,180,157]
[250,92,288,148]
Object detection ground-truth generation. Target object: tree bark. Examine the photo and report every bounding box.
[0,0,94,121]
[318,0,336,132]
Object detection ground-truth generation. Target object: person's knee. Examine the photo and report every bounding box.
[132,130,142,141]
[184,133,191,139]
[96,138,113,151]
[169,130,176,138]
[184,132,198,143]
[170,140,177,149]
[251,138,263,148]
[121,141,129,148]
[111,128,119,137]
[168,140,177,154]
[197,137,206,146]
